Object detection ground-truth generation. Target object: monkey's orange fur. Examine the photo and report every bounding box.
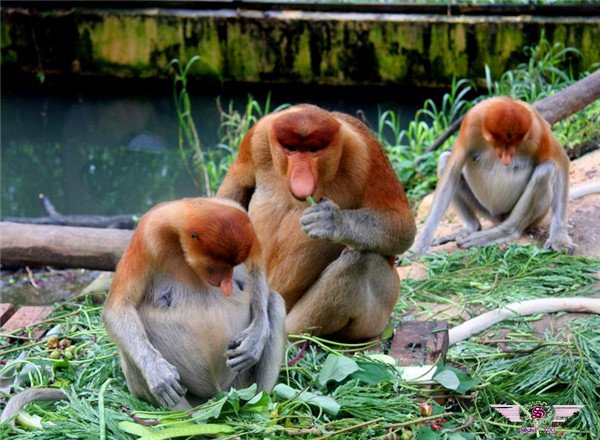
[108,198,261,305]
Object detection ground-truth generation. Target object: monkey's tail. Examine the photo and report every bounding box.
[569,182,600,200]
[1,388,66,425]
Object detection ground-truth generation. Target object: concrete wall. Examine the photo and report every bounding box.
[2,7,598,87]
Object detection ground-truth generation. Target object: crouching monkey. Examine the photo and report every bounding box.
[217,104,416,340]
[411,96,580,255]
[103,198,285,408]
[1,198,285,422]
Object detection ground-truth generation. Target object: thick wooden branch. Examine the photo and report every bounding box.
[426,69,600,153]
[0,194,139,229]
[0,222,132,270]
[534,69,600,125]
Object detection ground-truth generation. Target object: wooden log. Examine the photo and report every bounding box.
[1,305,54,340]
[1,194,139,229]
[0,222,132,271]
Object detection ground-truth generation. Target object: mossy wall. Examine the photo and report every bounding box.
[1,8,598,87]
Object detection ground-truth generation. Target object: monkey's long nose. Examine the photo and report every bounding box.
[219,269,234,296]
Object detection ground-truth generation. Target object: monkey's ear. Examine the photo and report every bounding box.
[190,231,199,240]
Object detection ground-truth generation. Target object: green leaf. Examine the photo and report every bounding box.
[381,325,394,340]
[433,366,479,393]
[317,354,360,387]
[242,391,270,414]
[432,369,460,390]
[273,384,340,416]
[234,383,258,401]
[351,360,396,385]
[415,426,440,440]
[190,395,227,422]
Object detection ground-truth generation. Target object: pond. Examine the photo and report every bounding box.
[1,78,437,218]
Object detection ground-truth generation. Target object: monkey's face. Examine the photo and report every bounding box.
[271,107,342,201]
[184,249,235,296]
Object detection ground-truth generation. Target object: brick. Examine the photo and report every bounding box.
[1,306,54,340]
[390,321,449,366]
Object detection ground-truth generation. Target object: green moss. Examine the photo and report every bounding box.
[1,22,11,49]
[292,29,312,80]
[225,23,262,81]
[3,8,594,86]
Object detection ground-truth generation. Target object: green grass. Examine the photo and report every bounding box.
[1,245,598,439]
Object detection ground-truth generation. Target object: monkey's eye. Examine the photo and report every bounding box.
[308,147,319,153]
[284,145,298,152]
[190,232,199,240]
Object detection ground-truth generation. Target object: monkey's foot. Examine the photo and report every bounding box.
[432,229,474,246]
[146,358,187,408]
[544,235,577,255]
[225,324,268,373]
[456,228,518,249]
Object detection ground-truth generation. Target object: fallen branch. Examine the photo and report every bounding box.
[426,69,600,153]
[0,222,132,270]
[1,194,139,229]
[449,298,600,345]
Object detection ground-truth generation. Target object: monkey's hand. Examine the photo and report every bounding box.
[145,357,187,408]
[544,234,577,255]
[300,199,343,242]
[225,319,269,373]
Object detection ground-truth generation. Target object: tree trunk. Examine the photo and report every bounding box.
[0,222,132,271]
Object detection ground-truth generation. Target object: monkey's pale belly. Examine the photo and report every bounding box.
[140,285,252,397]
[463,160,533,216]
[249,197,343,297]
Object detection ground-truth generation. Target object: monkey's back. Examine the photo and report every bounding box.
[139,274,252,398]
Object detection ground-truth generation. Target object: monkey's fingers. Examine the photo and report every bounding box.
[431,233,459,246]
[225,342,261,372]
[225,352,259,372]
[157,382,186,408]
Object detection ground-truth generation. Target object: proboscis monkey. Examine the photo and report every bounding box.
[411,96,578,255]
[217,104,416,340]
[2,198,286,421]
[102,198,286,408]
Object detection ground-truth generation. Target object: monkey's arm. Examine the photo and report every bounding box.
[410,147,468,255]
[301,200,415,255]
[216,128,256,208]
[102,256,186,407]
[224,265,270,372]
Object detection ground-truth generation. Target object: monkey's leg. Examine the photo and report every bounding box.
[286,249,399,340]
[251,292,286,392]
[457,162,554,249]
[431,151,483,246]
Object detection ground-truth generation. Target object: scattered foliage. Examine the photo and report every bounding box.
[2,245,598,439]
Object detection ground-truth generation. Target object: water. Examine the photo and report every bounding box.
[1,78,434,218]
